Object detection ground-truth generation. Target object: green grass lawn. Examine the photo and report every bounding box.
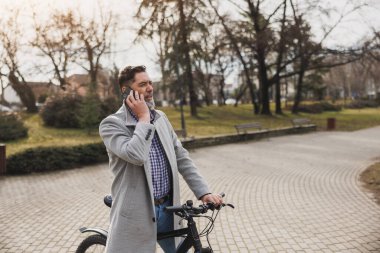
[3,105,380,156]
[161,104,380,136]
[5,113,101,156]
[301,108,380,132]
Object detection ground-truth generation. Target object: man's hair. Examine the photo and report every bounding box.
[118,65,146,89]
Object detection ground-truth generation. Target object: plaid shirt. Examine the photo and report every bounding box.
[127,107,171,199]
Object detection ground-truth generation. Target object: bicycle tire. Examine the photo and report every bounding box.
[76,234,106,253]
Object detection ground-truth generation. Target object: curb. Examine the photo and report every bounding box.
[182,125,317,150]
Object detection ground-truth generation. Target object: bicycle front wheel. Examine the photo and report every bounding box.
[76,234,106,253]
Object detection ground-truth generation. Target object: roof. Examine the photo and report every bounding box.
[26,82,60,98]
[66,74,90,85]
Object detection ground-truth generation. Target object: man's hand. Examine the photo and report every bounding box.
[125,90,150,123]
[201,193,223,206]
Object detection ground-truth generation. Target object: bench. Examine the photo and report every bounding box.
[291,118,312,127]
[234,122,264,134]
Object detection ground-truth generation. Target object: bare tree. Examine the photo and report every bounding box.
[209,0,367,114]
[274,0,288,114]
[208,0,260,114]
[325,50,380,101]
[75,6,116,89]
[0,12,37,112]
[135,6,178,105]
[0,49,10,105]
[288,0,365,113]
[192,27,216,106]
[31,10,78,90]
[212,38,235,106]
[136,0,213,117]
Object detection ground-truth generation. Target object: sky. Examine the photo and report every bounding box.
[0,0,379,88]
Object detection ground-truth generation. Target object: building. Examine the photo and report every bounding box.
[64,69,115,100]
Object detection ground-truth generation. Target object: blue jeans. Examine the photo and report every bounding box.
[155,197,176,253]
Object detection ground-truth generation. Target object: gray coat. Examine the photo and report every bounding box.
[99,104,210,252]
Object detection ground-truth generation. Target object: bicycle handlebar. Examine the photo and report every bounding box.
[165,192,233,215]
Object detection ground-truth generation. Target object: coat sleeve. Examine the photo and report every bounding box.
[99,115,155,166]
[160,113,210,199]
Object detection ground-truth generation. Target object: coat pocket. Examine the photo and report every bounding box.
[120,185,137,218]
[119,165,138,218]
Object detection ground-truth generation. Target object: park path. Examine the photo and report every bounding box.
[1,126,380,252]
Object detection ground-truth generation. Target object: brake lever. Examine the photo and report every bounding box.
[214,203,235,210]
[226,203,235,209]
[205,201,236,211]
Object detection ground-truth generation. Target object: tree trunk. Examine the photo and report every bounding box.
[274,0,287,115]
[247,1,271,115]
[285,80,289,108]
[275,79,282,114]
[0,80,10,106]
[8,72,38,113]
[257,52,271,115]
[218,77,226,106]
[292,63,306,114]
[234,84,248,107]
[178,0,197,116]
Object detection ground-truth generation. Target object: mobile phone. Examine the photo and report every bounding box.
[122,87,138,100]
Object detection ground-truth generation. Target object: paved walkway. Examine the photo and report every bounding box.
[1,126,380,252]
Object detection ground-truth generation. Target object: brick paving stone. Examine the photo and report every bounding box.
[1,126,380,252]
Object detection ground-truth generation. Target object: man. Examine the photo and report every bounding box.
[99,65,222,252]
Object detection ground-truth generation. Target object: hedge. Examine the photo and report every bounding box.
[286,102,342,114]
[345,100,379,109]
[6,142,108,174]
[0,113,28,141]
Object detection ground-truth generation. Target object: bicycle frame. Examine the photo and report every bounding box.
[77,195,231,253]
[157,215,204,253]
[79,217,205,253]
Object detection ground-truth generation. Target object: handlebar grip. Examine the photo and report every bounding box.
[164,205,184,213]
[219,192,225,198]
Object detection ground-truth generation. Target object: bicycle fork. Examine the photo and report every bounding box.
[188,217,212,253]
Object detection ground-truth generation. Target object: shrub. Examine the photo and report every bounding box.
[0,113,28,141]
[40,95,83,128]
[100,97,120,119]
[297,103,324,114]
[319,102,342,112]
[6,142,108,174]
[80,95,120,133]
[345,100,379,109]
[288,102,342,114]
[80,93,102,133]
[40,94,120,129]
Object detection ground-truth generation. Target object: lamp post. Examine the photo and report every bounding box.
[170,16,186,137]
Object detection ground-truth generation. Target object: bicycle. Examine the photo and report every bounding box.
[76,193,234,253]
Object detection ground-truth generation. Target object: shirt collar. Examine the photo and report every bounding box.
[126,105,156,124]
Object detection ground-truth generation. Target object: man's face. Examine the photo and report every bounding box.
[129,72,154,101]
